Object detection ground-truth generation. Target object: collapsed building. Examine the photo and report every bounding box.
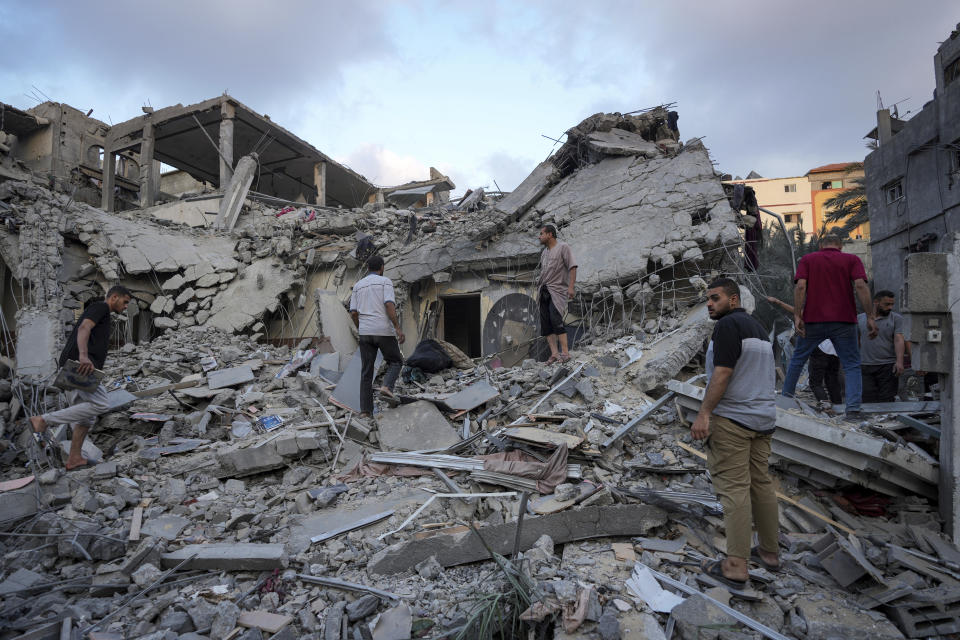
[0,99,957,640]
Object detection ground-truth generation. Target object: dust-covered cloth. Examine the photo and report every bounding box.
[536,241,577,316]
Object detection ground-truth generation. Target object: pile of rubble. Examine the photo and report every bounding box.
[1,314,957,639]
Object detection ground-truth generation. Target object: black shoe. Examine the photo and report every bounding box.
[842,411,863,424]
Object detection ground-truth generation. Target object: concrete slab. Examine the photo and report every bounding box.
[161,543,286,571]
[207,365,255,390]
[367,503,667,574]
[205,257,297,333]
[0,568,44,595]
[442,379,500,412]
[331,349,382,412]
[377,401,460,452]
[315,289,358,356]
[140,514,191,540]
[288,486,431,554]
[14,309,58,381]
[0,483,39,530]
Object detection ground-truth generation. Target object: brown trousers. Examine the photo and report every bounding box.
[706,416,779,558]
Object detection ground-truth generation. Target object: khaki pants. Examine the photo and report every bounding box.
[706,416,779,559]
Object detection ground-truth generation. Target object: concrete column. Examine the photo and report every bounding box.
[313,161,327,206]
[219,101,235,188]
[943,236,960,544]
[101,149,116,212]
[876,109,892,146]
[139,121,156,208]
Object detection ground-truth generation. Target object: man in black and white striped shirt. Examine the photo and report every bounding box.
[691,278,780,591]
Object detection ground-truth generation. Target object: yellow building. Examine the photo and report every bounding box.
[806,163,869,239]
[722,175,814,232]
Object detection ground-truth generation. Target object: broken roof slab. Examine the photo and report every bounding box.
[80,208,238,275]
[106,95,376,207]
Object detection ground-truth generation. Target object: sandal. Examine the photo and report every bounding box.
[558,353,571,363]
[750,545,781,571]
[545,354,559,365]
[700,559,748,589]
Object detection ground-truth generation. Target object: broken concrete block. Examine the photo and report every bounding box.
[161,543,286,571]
[793,594,905,640]
[154,317,178,330]
[672,594,736,640]
[368,504,666,574]
[377,401,460,452]
[217,443,285,478]
[162,274,186,290]
[275,436,299,457]
[195,272,220,288]
[175,287,195,306]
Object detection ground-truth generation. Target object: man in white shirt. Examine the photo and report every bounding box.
[349,256,406,417]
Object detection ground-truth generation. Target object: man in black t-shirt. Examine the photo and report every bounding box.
[29,286,131,471]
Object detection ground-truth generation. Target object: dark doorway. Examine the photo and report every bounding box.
[442,295,482,358]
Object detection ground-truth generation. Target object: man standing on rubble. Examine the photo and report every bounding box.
[858,290,905,403]
[350,255,405,418]
[781,233,877,422]
[536,224,577,364]
[692,278,780,591]
[29,286,132,471]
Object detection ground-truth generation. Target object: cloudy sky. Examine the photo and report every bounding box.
[1,1,957,193]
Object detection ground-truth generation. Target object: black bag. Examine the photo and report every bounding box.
[404,339,452,373]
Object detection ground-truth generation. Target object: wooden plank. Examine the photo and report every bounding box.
[128,498,152,542]
[675,439,857,537]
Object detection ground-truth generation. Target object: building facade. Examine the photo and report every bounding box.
[807,163,869,239]
[865,24,960,296]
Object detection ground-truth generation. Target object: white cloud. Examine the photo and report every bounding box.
[338,144,431,187]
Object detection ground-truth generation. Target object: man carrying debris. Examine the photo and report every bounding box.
[350,255,405,418]
[781,233,877,422]
[692,278,780,591]
[29,286,132,471]
[536,224,577,364]
[858,290,905,403]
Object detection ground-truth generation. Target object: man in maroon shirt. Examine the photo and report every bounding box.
[781,234,877,421]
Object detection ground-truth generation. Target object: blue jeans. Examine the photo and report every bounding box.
[782,322,861,413]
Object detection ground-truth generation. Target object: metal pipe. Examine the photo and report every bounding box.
[759,207,797,269]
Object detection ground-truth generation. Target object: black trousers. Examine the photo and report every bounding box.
[359,335,404,414]
[538,287,565,337]
[862,363,898,403]
[808,349,842,403]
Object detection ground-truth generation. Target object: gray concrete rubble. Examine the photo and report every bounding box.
[0,106,955,639]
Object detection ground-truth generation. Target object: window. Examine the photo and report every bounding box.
[945,55,960,87]
[885,179,904,204]
[784,183,797,193]
[784,213,801,224]
[820,180,843,189]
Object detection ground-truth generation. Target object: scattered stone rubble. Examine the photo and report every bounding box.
[0,108,957,639]
[0,322,956,639]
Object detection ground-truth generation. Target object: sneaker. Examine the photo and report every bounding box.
[816,401,832,411]
[842,411,863,424]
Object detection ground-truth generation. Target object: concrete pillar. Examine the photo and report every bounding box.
[101,149,116,212]
[943,237,960,543]
[313,161,327,206]
[139,120,156,208]
[876,109,892,146]
[219,101,235,188]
